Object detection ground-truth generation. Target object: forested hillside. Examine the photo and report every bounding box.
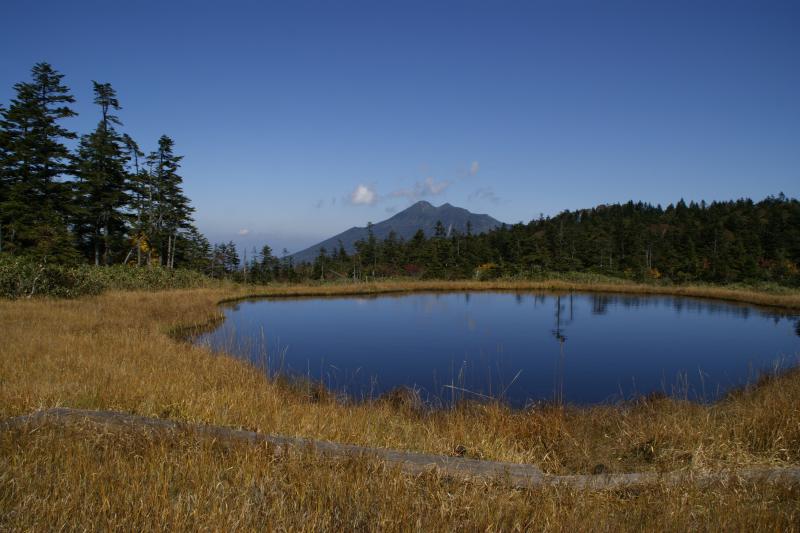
[299,196,800,286]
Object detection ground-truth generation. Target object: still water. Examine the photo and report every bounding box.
[198,292,800,406]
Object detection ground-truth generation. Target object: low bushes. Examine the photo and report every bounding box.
[0,254,210,298]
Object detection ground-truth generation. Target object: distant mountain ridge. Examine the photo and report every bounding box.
[290,201,503,263]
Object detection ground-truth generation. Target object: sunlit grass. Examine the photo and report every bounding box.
[1,279,799,529]
[3,419,799,531]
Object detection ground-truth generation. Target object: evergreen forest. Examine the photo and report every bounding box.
[2,63,798,288]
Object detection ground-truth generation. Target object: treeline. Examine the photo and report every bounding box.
[298,196,800,286]
[209,242,300,283]
[3,65,799,289]
[0,62,208,268]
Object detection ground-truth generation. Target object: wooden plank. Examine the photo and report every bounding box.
[4,408,800,490]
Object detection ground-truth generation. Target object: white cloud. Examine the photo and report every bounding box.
[390,176,451,201]
[469,161,480,176]
[350,184,378,205]
[237,228,251,236]
[425,176,450,194]
[469,187,501,204]
[346,175,452,207]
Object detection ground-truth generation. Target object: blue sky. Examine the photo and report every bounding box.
[2,1,798,253]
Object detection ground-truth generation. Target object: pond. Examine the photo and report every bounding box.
[197,292,800,406]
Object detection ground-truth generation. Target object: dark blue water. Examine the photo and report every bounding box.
[198,292,800,406]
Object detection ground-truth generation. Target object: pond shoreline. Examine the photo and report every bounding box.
[213,279,800,311]
[188,279,800,408]
[4,282,800,475]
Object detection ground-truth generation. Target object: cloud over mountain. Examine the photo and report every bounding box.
[350,184,377,205]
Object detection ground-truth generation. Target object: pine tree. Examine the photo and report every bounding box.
[224,241,240,272]
[74,81,131,265]
[176,226,211,272]
[0,104,9,253]
[145,135,194,267]
[0,63,79,262]
[253,244,276,282]
[121,133,147,265]
[382,230,400,271]
[210,243,225,277]
[314,247,329,279]
[337,239,347,261]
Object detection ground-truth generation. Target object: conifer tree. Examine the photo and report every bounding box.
[74,81,131,264]
[0,63,79,261]
[251,244,276,282]
[145,135,194,267]
[175,226,211,272]
[121,133,147,265]
[221,241,240,273]
[0,104,9,253]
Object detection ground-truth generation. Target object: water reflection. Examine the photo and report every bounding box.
[198,292,800,406]
[592,295,612,315]
[551,295,570,405]
[582,293,770,319]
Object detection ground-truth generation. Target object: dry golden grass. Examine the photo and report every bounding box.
[225,277,800,309]
[3,420,799,531]
[2,279,800,530]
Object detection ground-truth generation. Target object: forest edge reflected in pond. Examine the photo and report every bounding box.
[198,291,800,406]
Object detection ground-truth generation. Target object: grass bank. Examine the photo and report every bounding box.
[2,280,800,530]
[218,276,800,309]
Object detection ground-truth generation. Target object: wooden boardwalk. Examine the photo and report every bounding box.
[4,408,800,490]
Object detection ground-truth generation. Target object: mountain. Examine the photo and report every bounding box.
[290,201,504,263]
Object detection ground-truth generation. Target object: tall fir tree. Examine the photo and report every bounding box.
[0,104,9,253]
[145,135,194,267]
[0,63,79,262]
[174,225,211,273]
[74,81,131,264]
[121,133,148,265]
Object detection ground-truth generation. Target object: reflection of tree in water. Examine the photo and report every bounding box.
[587,293,800,326]
[592,295,611,315]
[552,294,574,405]
[796,320,800,337]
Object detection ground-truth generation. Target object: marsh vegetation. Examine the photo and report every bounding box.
[2,281,800,529]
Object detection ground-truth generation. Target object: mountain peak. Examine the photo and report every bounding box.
[405,200,461,212]
[290,201,503,263]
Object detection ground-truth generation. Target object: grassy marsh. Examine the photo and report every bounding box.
[2,279,800,530]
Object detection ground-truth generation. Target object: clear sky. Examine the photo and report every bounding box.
[2,1,798,253]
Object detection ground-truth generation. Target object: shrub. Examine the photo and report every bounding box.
[474,263,501,281]
[0,254,210,299]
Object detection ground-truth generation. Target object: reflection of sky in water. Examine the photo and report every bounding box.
[198,292,800,406]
